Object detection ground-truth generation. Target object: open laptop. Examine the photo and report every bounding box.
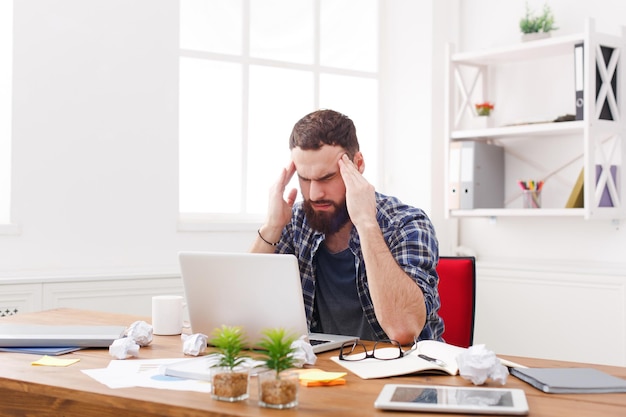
[178,251,359,354]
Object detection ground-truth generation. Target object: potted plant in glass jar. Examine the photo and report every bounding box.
[475,101,494,117]
[209,325,250,402]
[256,328,299,409]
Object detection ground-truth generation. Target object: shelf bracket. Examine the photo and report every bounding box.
[453,64,486,129]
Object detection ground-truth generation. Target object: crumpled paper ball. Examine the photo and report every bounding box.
[291,336,317,367]
[108,337,140,359]
[181,333,208,356]
[457,344,508,385]
[126,320,153,346]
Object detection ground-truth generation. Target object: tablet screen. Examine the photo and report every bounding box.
[375,384,529,415]
[391,386,513,406]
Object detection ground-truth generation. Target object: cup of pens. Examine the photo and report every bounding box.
[519,180,543,209]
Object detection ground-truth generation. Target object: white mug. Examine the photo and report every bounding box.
[151,295,184,335]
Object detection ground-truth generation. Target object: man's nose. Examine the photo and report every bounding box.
[309,180,326,201]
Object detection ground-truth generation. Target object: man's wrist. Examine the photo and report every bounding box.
[353,220,380,235]
[258,228,280,246]
[257,225,283,246]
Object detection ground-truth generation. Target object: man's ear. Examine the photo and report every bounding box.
[354,151,365,174]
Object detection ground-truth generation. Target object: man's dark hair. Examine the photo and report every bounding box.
[289,109,360,158]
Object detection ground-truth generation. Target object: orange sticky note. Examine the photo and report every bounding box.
[300,378,346,387]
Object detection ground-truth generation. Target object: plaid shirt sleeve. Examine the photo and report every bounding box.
[274,194,444,342]
[353,194,444,342]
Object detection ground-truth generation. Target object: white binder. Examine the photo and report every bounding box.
[458,142,504,210]
[448,142,462,210]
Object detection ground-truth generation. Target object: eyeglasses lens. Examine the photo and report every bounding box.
[372,340,403,360]
[340,343,368,361]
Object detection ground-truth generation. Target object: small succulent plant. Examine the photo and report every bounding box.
[210,325,248,369]
[257,328,297,377]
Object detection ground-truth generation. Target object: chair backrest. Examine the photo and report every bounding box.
[435,256,476,348]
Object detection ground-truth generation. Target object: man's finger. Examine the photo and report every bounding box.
[285,188,298,206]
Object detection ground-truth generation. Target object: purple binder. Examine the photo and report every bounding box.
[595,165,618,207]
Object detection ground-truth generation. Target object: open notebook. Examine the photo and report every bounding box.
[178,251,359,353]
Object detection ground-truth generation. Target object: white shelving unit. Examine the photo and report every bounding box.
[444,19,626,220]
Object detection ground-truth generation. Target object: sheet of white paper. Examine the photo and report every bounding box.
[82,358,211,392]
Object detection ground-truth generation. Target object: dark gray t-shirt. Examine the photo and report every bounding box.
[311,244,377,340]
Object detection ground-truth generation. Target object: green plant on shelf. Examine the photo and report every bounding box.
[519,2,558,34]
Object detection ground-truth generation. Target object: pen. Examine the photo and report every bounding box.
[418,354,447,367]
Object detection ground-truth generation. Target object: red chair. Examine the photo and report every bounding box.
[436,256,476,348]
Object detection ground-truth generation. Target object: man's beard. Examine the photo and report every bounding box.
[303,198,350,235]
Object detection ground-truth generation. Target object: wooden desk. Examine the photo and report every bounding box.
[1,308,625,417]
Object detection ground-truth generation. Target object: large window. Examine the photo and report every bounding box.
[0,1,12,226]
[178,0,379,225]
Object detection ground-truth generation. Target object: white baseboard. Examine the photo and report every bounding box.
[0,272,184,319]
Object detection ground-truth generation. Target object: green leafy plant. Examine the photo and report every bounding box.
[257,328,297,377]
[519,3,558,34]
[210,325,248,369]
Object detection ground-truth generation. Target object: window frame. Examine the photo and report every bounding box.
[177,0,380,231]
[0,0,16,235]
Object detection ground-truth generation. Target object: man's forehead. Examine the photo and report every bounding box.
[291,145,345,179]
[292,144,345,159]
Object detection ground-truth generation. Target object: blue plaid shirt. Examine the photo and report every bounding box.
[275,192,444,342]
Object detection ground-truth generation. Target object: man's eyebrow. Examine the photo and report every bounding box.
[297,171,338,182]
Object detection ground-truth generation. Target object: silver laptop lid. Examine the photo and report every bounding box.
[179,251,310,345]
[179,251,359,353]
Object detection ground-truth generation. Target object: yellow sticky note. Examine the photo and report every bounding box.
[31,355,80,367]
[297,369,347,382]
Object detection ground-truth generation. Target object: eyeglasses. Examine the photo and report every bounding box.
[339,340,415,361]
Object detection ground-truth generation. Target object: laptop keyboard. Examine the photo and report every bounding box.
[309,339,330,346]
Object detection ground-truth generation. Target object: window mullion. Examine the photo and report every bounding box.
[241,0,251,214]
[313,0,321,109]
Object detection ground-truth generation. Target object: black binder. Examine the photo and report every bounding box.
[574,43,584,120]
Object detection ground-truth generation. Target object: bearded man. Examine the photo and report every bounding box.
[252,109,443,345]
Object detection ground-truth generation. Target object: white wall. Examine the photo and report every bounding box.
[379,0,459,257]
